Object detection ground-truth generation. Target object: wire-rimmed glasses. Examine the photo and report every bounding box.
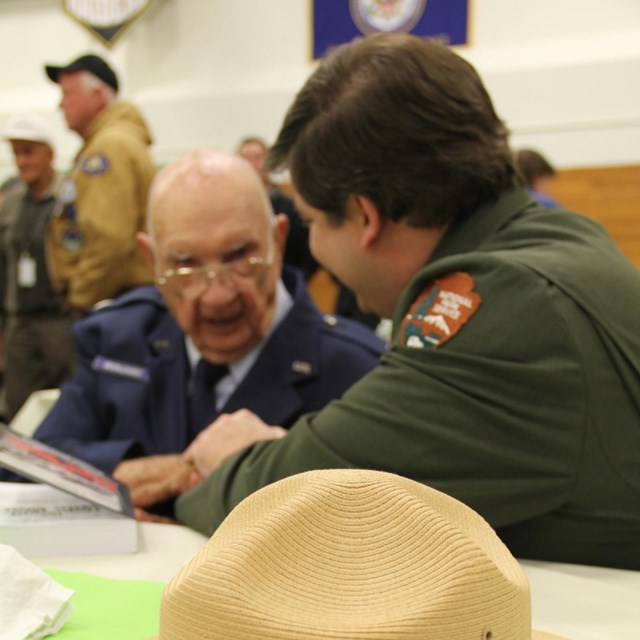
[156,251,274,300]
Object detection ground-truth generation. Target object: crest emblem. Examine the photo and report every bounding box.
[350,0,427,34]
[63,0,152,47]
[400,272,481,349]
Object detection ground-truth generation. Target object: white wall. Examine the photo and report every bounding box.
[1,0,639,181]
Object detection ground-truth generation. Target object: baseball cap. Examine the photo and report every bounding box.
[159,469,569,640]
[3,114,55,147]
[45,54,119,93]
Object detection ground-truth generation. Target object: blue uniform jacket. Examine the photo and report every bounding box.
[32,268,385,474]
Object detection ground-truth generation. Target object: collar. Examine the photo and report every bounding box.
[429,188,533,262]
[23,171,65,203]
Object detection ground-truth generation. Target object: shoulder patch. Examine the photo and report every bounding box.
[400,272,481,349]
[80,154,110,176]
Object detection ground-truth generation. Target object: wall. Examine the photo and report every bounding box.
[0,0,639,178]
[554,164,640,267]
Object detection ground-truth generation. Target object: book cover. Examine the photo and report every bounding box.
[0,425,138,556]
[0,424,133,516]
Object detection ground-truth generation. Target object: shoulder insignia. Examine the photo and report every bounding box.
[291,360,313,375]
[322,314,338,327]
[80,154,110,176]
[400,272,481,349]
[91,298,114,312]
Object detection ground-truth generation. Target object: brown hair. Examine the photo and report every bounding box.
[267,33,516,228]
[514,149,556,188]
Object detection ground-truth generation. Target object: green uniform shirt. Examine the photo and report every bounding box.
[177,189,640,569]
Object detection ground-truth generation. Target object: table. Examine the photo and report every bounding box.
[33,523,640,640]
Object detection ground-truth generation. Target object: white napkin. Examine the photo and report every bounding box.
[0,544,75,640]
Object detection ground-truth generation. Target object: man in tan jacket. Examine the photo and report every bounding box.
[44,54,154,314]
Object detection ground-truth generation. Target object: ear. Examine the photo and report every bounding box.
[273,212,289,253]
[136,232,156,271]
[352,195,383,249]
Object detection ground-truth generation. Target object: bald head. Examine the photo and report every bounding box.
[138,149,289,364]
[148,149,274,242]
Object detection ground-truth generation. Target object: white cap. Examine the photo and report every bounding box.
[3,115,55,147]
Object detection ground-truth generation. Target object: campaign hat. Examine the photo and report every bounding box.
[159,469,569,640]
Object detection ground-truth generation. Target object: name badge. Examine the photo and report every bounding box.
[17,252,36,288]
[91,356,150,383]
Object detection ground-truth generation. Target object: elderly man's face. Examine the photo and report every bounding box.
[143,156,287,364]
[57,72,105,137]
[10,140,53,189]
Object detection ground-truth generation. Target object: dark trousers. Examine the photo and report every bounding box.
[4,314,75,421]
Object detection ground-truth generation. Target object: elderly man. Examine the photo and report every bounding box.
[177,34,640,570]
[44,53,154,314]
[30,150,385,515]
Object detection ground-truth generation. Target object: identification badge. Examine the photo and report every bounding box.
[17,252,37,288]
[91,356,150,383]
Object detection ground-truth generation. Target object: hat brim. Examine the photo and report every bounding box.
[45,64,65,84]
[45,62,86,83]
[533,630,570,640]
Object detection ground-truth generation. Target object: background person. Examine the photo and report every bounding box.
[176,34,640,570]
[44,53,154,315]
[514,148,560,208]
[0,115,74,421]
[237,136,318,280]
[29,149,385,516]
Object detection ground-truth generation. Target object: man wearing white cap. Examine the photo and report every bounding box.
[0,115,74,419]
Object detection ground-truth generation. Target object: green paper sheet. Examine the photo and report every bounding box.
[45,569,164,639]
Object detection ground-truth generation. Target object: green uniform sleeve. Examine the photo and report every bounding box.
[177,259,586,536]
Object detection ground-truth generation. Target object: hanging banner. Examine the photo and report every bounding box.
[313,0,469,59]
[63,0,152,48]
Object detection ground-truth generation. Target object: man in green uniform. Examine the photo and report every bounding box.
[44,54,154,314]
[176,34,640,570]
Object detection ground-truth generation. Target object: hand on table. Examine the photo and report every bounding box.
[133,507,177,524]
[113,454,199,509]
[184,409,287,479]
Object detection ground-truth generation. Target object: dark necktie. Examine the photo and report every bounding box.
[189,359,229,433]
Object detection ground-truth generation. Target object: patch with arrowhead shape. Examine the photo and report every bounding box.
[400,272,481,349]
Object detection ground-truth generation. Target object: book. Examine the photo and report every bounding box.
[0,483,138,557]
[0,425,138,557]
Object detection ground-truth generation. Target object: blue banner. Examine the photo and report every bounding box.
[313,0,469,59]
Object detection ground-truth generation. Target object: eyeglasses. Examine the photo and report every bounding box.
[156,253,274,300]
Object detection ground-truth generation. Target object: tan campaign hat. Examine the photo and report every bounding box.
[160,469,569,640]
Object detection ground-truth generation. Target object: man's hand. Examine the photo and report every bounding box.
[113,454,199,509]
[184,409,287,479]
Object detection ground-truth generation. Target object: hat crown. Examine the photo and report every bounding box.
[161,470,532,640]
[3,114,54,146]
